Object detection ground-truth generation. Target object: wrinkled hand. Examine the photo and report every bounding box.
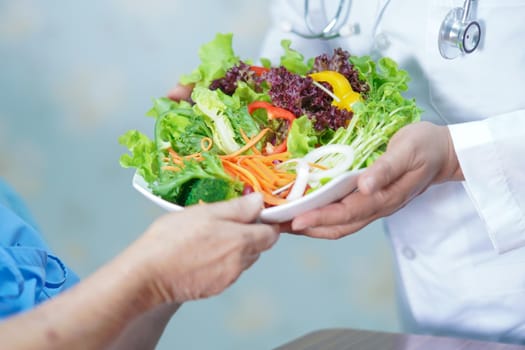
[128,193,279,305]
[289,121,463,239]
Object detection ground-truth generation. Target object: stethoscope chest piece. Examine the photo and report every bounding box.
[287,0,483,60]
[438,1,481,59]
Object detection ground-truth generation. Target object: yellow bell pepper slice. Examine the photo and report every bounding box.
[309,71,362,111]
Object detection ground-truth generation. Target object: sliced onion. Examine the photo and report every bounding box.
[286,159,310,201]
[303,144,354,182]
[272,181,294,195]
[276,145,355,201]
[275,158,300,171]
[312,81,340,103]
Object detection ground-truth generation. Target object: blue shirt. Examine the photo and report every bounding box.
[0,179,79,318]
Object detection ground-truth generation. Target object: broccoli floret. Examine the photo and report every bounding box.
[183,178,242,206]
[153,152,235,204]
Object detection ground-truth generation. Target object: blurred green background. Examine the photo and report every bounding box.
[0,0,399,348]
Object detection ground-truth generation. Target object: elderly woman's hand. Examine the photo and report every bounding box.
[0,193,279,350]
[129,193,279,305]
[287,121,464,239]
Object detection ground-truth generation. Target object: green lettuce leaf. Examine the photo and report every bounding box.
[152,152,234,203]
[287,115,318,158]
[119,130,158,184]
[279,39,313,76]
[327,55,422,169]
[192,86,260,155]
[179,33,240,88]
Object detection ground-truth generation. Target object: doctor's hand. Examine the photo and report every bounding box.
[167,83,193,102]
[288,121,464,239]
[126,192,280,305]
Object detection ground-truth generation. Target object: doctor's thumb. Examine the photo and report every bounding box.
[357,154,407,195]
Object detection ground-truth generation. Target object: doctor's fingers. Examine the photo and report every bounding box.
[357,133,416,195]
[290,169,429,238]
[167,82,193,101]
[290,190,385,239]
[361,121,456,195]
[293,220,372,240]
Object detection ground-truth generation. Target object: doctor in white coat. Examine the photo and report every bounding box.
[260,0,525,344]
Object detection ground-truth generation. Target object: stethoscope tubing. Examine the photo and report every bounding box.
[288,0,481,59]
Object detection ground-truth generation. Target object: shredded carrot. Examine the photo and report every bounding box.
[239,129,261,155]
[222,128,270,159]
[244,158,280,185]
[200,137,213,151]
[309,162,329,170]
[239,128,250,143]
[162,165,181,172]
[168,148,180,161]
[222,160,263,192]
[171,159,183,166]
[221,147,297,208]
[262,193,289,206]
[275,178,294,187]
[232,151,290,163]
[165,129,300,208]
[184,153,203,161]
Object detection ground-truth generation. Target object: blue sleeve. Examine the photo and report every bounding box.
[0,179,80,319]
[0,178,39,230]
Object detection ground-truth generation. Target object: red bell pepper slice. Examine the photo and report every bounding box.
[248,101,296,154]
[249,66,270,77]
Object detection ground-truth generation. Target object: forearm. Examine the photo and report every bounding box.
[0,248,159,350]
[0,194,278,349]
[107,303,181,350]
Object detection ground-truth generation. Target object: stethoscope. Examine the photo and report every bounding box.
[284,0,482,59]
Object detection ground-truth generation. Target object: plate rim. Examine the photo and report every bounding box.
[132,168,364,222]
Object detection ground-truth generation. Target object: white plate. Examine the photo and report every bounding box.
[132,169,364,223]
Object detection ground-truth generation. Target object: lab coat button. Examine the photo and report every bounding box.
[402,246,416,260]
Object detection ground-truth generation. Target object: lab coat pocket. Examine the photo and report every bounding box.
[456,252,525,343]
[460,252,525,298]
[425,0,525,123]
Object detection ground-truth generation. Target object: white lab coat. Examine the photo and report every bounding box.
[261,0,525,343]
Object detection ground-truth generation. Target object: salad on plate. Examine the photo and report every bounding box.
[119,33,421,219]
